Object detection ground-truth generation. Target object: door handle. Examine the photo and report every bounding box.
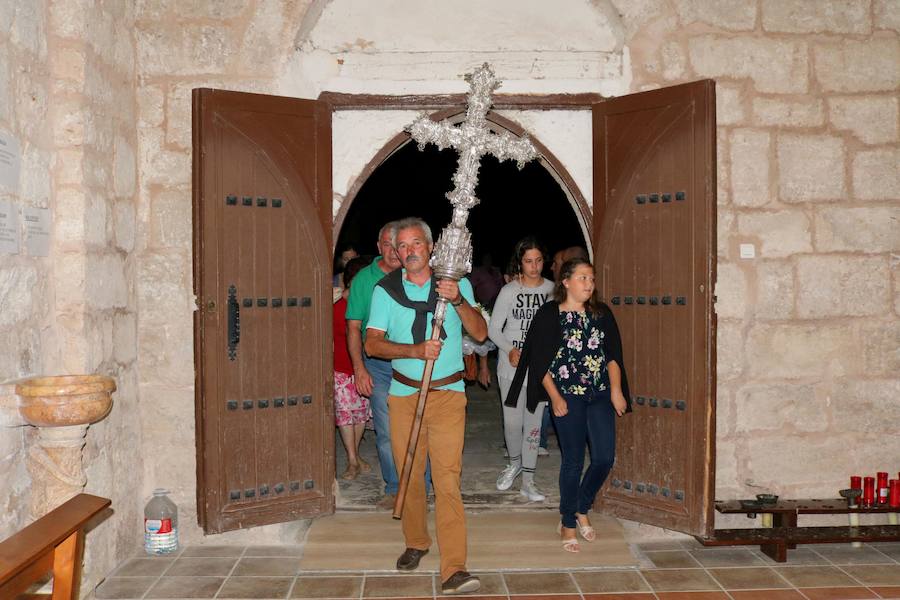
[227,285,240,360]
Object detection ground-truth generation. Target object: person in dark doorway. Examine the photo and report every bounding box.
[467,252,504,388]
[345,222,401,510]
[365,217,487,595]
[542,244,590,454]
[333,256,374,480]
[506,258,631,553]
[550,245,589,283]
[333,243,359,288]
[489,237,554,502]
[468,252,504,310]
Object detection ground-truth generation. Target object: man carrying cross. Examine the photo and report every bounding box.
[366,63,536,594]
[365,217,487,595]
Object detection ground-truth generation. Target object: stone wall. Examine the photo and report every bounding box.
[612,0,900,514]
[126,0,900,551]
[0,1,52,542]
[0,6,895,593]
[133,0,311,545]
[0,0,142,592]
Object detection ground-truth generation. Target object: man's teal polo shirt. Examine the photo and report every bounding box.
[367,271,476,397]
[344,256,390,342]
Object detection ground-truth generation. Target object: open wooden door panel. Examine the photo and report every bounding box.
[592,80,717,537]
[193,89,334,533]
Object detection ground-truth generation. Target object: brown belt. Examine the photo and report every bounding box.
[392,369,463,391]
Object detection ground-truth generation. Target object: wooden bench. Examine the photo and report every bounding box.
[0,494,111,600]
[697,498,900,562]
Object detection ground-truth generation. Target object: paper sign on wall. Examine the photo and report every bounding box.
[0,131,21,192]
[24,206,50,257]
[0,200,20,254]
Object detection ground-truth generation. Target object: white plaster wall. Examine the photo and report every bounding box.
[279,0,631,98]
[332,110,421,205]
[332,109,594,241]
[310,1,622,53]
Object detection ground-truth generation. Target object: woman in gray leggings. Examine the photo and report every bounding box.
[488,237,555,502]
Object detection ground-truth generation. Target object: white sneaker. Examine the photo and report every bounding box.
[520,480,546,502]
[537,446,550,456]
[496,464,522,490]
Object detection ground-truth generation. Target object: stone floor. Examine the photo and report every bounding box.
[336,376,562,510]
[94,541,900,599]
[94,372,900,599]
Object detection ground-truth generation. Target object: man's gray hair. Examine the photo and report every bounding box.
[391,217,433,247]
[377,220,397,243]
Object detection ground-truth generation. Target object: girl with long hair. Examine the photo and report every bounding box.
[488,236,555,501]
[505,257,631,552]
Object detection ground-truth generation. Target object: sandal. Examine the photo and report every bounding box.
[575,514,596,542]
[557,522,580,553]
[341,464,360,480]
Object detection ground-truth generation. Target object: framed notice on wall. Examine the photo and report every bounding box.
[0,131,21,192]
[0,200,20,254]
[24,206,50,257]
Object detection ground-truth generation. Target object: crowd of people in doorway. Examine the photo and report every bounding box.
[331,219,631,595]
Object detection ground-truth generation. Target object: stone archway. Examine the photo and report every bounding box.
[332,108,593,252]
[330,106,595,508]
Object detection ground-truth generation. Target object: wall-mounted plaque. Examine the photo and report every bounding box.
[0,200,20,254]
[0,131,21,192]
[24,206,50,257]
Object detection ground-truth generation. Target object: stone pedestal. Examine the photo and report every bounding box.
[26,425,90,518]
[16,375,115,519]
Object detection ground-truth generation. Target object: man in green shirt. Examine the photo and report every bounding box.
[345,221,401,509]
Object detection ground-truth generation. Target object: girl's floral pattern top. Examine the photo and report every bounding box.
[549,310,608,397]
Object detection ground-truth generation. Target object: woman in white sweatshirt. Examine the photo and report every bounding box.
[488,237,555,502]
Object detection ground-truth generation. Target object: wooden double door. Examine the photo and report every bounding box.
[192,81,717,537]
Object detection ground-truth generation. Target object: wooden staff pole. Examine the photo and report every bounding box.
[393,299,447,519]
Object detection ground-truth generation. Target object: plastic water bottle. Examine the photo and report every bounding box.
[144,489,179,555]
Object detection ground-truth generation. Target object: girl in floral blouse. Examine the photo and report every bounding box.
[505,258,631,553]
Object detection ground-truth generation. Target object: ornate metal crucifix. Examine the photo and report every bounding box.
[392,64,540,518]
[407,62,540,280]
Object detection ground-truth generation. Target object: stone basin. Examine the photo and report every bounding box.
[16,375,116,427]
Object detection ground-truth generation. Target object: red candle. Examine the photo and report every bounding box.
[851,475,862,490]
[877,472,889,505]
[863,476,876,508]
[889,479,900,509]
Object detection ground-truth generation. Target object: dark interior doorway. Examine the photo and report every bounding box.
[333,131,589,508]
[336,140,586,275]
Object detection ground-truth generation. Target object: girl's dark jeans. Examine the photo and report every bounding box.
[551,389,616,529]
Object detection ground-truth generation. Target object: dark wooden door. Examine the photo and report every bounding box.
[193,89,334,534]
[592,80,717,537]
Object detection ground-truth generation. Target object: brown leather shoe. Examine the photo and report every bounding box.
[396,547,428,571]
[441,571,480,594]
[376,494,396,511]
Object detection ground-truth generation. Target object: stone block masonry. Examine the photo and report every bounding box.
[2,2,895,572]
[1,0,142,593]
[130,0,900,541]
[623,0,899,517]
[0,0,53,546]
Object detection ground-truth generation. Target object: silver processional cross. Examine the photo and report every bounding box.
[392,64,540,519]
[407,62,540,281]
